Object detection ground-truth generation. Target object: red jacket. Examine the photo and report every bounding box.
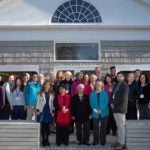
[55,93,71,126]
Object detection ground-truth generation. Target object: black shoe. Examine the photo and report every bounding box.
[42,140,46,147]
[93,142,99,145]
[112,132,116,136]
[78,141,82,145]
[83,142,90,146]
[45,140,50,146]
[56,143,61,146]
[64,143,68,146]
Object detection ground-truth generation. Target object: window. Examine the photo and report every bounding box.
[55,43,99,61]
[52,0,102,23]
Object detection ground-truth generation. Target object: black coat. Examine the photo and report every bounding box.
[71,94,91,122]
[60,79,73,96]
[138,83,150,105]
[113,81,129,114]
[128,81,140,105]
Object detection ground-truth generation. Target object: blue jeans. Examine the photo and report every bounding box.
[138,104,150,120]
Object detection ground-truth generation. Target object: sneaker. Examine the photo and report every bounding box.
[115,144,126,150]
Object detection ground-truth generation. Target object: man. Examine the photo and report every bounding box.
[24,72,41,120]
[2,75,15,119]
[134,69,141,83]
[71,84,91,145]
[110,66,118,84]
[95,67,104,81]
[111,72,129,150]
[0,76,4,86]
[49,72,59,94]
[126,73,140,120]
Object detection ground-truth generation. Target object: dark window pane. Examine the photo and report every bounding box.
[52,16,58,22]
[95,16,102,22]
[77,5,81,12]
[87,14,93,20]
[63,9,69,16]
[56,43,99,60]
[88,5,95,12]
[58,18,65,23]
[83,1,90,8]
[88,18,95,23]
[69,14,75,20]
[81,6,87,14]
[66,18,73,23]
[66,6,73,13]
[63,2,70,8]
[84,10,91,16]
[79,13,85,20]
[58,5,65,12]
[81,18,88,22]
[72,5,76,12]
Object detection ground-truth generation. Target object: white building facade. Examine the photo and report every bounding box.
[0,0,150,76]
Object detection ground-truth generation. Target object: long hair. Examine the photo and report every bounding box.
[12,78,24,93]
[39,80,53,96]
[104,74,113,85]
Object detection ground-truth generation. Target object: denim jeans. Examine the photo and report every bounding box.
[138,104,150,120]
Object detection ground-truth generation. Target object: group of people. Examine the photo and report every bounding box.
[0,66,150,150]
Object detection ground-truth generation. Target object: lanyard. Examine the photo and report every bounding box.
[113,82,121,100]
[16,88,20,97]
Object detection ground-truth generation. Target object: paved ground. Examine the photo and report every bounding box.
[39,133,117,150]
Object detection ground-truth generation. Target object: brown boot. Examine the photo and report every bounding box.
[112,142,120,147]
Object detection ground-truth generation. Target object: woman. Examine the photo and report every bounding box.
[83,74,90,96]
[37,80,54,146]
[104,74,117,135]
[10,78,26,120]
[138,73,150,119]
[71,72,83,97]
[71,84,91,145]
[90,81,109,145]
[54,85,71,146]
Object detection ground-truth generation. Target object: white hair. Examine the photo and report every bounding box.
[77,84,85,89]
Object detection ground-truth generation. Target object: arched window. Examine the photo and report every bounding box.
[51,0,102,23]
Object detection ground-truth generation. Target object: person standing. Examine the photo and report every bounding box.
[0,86,3,119]
[37,80,54,147]
[60,71,73,95]
[71,72,83,97]
[137,73,150,119]
[10,78,26,120]
[71,84,91,145]
[2,75,15,119]
[134,69,141,83]
[126,73,140,120]
[24,72,41,120]
[54,85,71,146]
[111,72,129,150]
[104,74,117,136]
[95,67,104,82]
[90,81,109,146]
[110,66,118,85]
